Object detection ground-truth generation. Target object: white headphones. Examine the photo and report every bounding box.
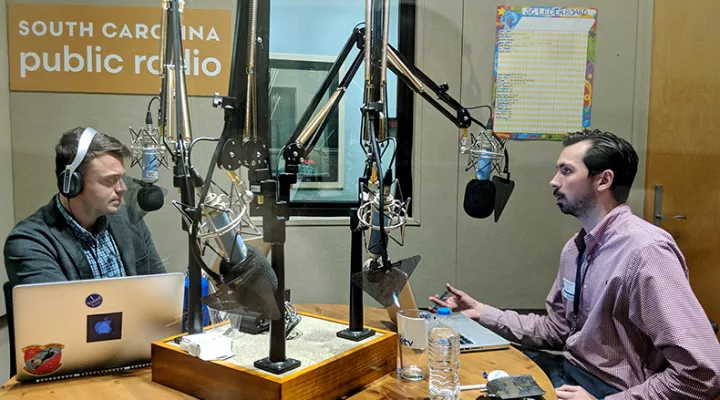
[57,127,97,198]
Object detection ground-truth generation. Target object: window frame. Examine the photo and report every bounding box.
[259,1,416,218]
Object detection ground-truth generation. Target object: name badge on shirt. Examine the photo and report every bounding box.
[562,278,575,302]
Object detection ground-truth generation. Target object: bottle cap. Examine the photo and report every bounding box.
[437,307,451,316]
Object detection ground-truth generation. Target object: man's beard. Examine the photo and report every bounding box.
[555,189,595,218]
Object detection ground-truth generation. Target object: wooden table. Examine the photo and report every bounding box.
[0,304,557,400]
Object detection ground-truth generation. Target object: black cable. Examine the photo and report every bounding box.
[187,137,220,173]
[466,104,492,111]
[146,96,160,114]
[145,96,176,162]
[187,137,234,197]
[469,116,504,143]
[503,147,510,178]
[469,116,489,131]
[379,137,397,172]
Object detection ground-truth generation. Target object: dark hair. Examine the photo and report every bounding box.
[562,129,639,203]
[55,127,132,177]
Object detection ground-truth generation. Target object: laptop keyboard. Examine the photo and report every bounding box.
[459,334,475,345]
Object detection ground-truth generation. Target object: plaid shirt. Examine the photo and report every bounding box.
[479,205,720,399]
[55,196,126,279]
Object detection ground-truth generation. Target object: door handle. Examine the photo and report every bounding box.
[653,184,686,226]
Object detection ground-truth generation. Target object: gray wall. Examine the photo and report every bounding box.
[454,0,649,307]
[4,0,652,311]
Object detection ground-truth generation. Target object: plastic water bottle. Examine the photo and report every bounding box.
[428,307,460,400]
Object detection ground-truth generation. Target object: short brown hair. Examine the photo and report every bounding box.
[562,129,639,203]
[55,127,131,177]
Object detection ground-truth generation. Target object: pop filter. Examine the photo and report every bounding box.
[492,175,515,223]
[351,255,421,307]
[202,245,281,321]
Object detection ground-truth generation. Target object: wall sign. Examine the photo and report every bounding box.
[8,4,232,96]
[492,6,598,140]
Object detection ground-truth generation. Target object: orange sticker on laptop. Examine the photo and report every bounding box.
[22,343,64,376]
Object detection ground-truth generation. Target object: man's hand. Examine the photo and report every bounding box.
[428,283,485,319]
[556,385,598,400]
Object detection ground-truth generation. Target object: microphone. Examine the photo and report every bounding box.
[121,177,168,224]
[360,175,409,257]
[139,109,159,183]
[199,190,299,333]
[173,173,262,280]
[135,180,165,212]
[464,149,496,219]
[130,108,167,212]
[460,129,508,220]
[203,191,251,270]
[178,182,281,319]
[354,173,418,308]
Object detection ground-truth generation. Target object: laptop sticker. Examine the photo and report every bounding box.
[87,312,123,343]
[85,293,103,308]
[22,343,64,376]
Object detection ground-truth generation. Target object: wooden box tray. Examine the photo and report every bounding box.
[151,311,397,400]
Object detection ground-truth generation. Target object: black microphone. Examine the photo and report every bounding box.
[121,177,167,224]
[464,150,496,219]
[464,179,495,219]
[136,183,165,212]
[130,107,166,212]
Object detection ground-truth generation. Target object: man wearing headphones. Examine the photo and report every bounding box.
[4,127,166,286]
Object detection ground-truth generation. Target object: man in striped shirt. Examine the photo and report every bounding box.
[431,130,720,399]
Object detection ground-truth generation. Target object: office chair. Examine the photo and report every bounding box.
[3,281,15,378]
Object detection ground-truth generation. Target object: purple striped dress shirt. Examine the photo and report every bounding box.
[478,205,720,399]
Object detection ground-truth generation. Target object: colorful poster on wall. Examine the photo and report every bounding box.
[7,4,231,96]
[492,6,598,140]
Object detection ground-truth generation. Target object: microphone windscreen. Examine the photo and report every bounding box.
[137,184,165,212]
[209,244,280,320]
[464,179,495,219]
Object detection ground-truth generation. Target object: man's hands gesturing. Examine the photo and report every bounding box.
[429,283,485,320]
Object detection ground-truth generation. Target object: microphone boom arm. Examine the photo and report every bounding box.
[279,35,500,179]
[282,27,366,171]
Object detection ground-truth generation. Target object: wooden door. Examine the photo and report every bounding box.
[644,0,720,336]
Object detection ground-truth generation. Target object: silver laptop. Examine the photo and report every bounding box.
[13,272,184,382]
[450,312,510,352]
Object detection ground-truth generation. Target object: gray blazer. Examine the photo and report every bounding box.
[4,197,166,286]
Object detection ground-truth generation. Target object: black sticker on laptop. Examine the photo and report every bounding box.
[85,293,103,308]
[87,312,122,343]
